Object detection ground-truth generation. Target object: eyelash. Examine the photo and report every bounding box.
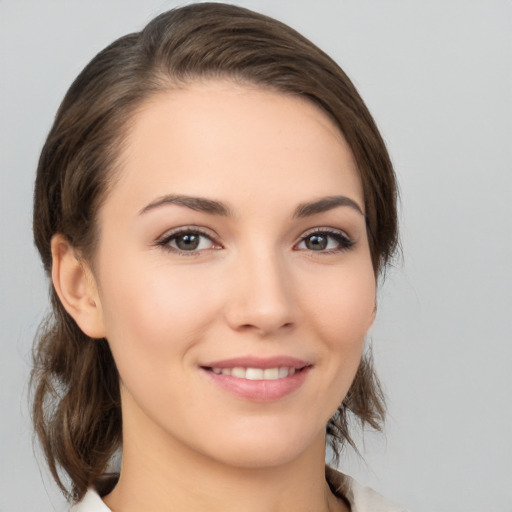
[296,228,355,254]
[155,227,355,255]
[155,227,220,256]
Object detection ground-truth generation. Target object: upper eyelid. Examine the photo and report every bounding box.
[156,225,219,243]
[294,227,355,252]
[297,226,352,240]
[155,227,222,256]
[154,225,354,249]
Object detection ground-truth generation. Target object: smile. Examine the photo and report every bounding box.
[209,367,296,380]
[200,357,312,401]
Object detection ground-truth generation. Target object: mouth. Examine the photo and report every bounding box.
[199,357,312,401]
[203,366,304,380]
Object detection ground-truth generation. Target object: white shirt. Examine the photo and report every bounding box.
[70,470,407,512]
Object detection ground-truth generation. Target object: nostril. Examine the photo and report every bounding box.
[237,320,294,334]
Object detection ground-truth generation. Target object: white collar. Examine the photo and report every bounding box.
[70,469,406,512]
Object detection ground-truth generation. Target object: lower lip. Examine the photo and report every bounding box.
[201,367,311,402]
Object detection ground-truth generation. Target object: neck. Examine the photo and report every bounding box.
[103,406,347,512]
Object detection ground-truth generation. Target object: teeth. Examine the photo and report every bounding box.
[245,368,263,380]
[210,366,298,380]
[231,367,245,378]
[278,367,289,378]
[263,368,279,380]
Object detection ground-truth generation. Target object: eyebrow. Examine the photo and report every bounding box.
[139,194,363,218]
[139,194,232,216]
[293,195,364,218]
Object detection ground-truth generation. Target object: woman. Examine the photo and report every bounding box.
[31,3,401,511]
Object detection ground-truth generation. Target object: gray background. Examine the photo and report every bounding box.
[1,1,511,511]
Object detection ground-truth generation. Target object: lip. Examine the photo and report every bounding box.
[201,356,311,370]
[200,356,313,402]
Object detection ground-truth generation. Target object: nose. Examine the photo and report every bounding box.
[223,248,296,336]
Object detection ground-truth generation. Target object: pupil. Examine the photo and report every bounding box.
[177,234,199,250]
[306,234,327,250]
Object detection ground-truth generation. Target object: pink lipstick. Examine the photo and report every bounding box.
[200,356,312,402]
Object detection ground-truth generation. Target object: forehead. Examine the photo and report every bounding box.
[108,80,363,214]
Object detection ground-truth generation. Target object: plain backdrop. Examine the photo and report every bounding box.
[1,1,511,511]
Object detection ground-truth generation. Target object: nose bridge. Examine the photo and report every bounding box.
[225,240,295,334]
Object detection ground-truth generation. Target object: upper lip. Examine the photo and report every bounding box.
[200,356,312,370]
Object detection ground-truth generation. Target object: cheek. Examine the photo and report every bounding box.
[96,265,214,412]
[97,260,225,369]
[304,259,376,403]
[308,264,376,345]
[284,267,375,434]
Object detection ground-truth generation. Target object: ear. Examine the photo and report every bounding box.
[51,234,106,338]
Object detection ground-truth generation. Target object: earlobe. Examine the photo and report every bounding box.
[51,234,106,339]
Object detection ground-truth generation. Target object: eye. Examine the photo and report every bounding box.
[296,229,354,253]
[157,228,220,254]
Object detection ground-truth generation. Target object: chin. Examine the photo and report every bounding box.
[194,422,325,470]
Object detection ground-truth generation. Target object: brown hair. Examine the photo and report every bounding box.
[32,2,398,502]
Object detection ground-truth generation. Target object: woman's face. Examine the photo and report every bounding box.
[90,81,376,468]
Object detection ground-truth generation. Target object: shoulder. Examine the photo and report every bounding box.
[326,465,408,512]
[345,477,408,512]
[69,475,117,512]
[69,489,111,512]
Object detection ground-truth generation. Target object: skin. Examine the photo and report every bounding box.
[53,81,376,512]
